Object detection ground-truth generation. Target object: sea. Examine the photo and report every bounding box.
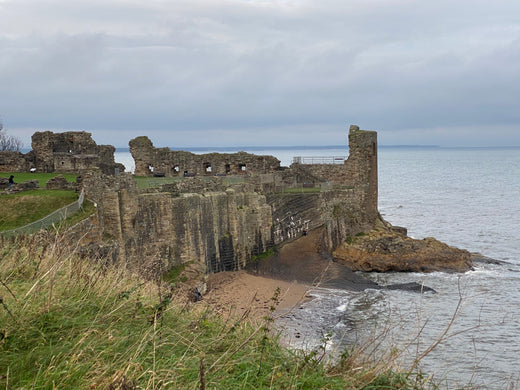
[115,146,520,389]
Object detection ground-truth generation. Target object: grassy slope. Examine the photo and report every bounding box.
[0,172,78,188]
[0,190,79,231]
[0,172,86,231]
[0,233,428,389]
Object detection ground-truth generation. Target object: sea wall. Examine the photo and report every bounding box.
[83,178,375,275]
[84,174,274,274]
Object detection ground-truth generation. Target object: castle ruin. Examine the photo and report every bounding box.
[81,125,379,275]
[129,136,281,177]
[0,131,123,175]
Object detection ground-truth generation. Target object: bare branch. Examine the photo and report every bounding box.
[0,120,23,152]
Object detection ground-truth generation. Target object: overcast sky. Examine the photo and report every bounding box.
[1,0,519,148]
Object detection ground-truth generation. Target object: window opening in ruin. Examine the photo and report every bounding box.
[204,162,212,173]
[225,164,231,174]
[61,161,65,165]
[173,165,180,173]
[149,165,154,172]
[239,164,246,172]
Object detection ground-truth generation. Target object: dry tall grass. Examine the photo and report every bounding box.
[0,230,437,389]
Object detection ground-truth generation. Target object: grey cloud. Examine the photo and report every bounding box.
[1,0,520,147]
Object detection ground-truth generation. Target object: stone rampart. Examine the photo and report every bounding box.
[83,171,274,275]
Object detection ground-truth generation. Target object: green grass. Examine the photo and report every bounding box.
[280,187,322,193]
[134,176,182,189]
[0,233,433,389]
[134,175,248,189]
[52,199,97,231]
[0,172,79,187]
[0,190,79,231]
[251,247,277,263]
[162,262,188,283]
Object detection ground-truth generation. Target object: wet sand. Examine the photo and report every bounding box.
[203,228,436,319]
[246,228,379,291]
[204,228,379,320]
[204,270,311,319]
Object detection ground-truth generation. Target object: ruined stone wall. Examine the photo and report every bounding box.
[0,151,30,172]
[80,124,379,275]
[0,131,122,174]
[344,125,378,223]
[83,172,273,274]
[28,131,122,175]
[83,172,375,275]
[290,125,378,223]
[294,164,354,185]
[129,136,281,177]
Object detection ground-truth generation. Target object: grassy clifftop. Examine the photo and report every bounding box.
[0,232,430,389]
[0,190,79,231]
[0,172,78,188]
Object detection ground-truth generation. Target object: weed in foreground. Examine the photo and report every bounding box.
[1,231,432,389]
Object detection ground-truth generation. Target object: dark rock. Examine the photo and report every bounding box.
[470,252,509,265]
[46,175,70,190]
[385,282,436,293]
[17,180,39,191]
[333,226,472,273]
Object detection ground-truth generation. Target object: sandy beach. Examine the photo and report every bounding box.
[204,270,311,319]
[202,228,378,320]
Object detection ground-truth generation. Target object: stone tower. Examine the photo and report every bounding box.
[345,124,378,222]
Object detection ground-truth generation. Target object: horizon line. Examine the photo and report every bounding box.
[113,144,520,151]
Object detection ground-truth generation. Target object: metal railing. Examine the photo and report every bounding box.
[2,189,85,236]
[292,156,347,164]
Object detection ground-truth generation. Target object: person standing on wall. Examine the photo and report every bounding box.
[8,175,14,190]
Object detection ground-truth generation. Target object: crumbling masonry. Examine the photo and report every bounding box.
[82,125,378,275]
[129,136,281,177]
[0,131,123,175]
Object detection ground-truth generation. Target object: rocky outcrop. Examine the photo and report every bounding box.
[333,221,472,273]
